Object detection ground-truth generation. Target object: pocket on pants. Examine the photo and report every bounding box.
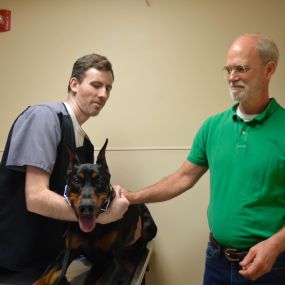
[205,242,220,260]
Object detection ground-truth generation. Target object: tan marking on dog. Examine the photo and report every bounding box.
[78,172,84,178]
[92,171,99,178]
[67,233,86,250]
[95,231,118,251]
[97,193,107,202]
[32,267,61,284]
[69,192,81,209]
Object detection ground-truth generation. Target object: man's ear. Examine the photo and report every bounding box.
[69,77,79,94]
[264,61,277,80]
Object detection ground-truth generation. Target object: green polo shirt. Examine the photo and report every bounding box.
[188,98,285,249]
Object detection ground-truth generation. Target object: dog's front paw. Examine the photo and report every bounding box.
[32,269,66,285]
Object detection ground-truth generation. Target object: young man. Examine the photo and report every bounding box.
[122,33,285,284]
[0,53,129,284]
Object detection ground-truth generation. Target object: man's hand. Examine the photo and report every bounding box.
[239,239,280,280]
[97,185,130,224]
[119,186,133,202]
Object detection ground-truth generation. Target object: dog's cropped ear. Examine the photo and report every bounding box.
[65,145,79,176]
[96,138,109,173]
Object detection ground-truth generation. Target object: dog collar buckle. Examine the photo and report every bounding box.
[64,185,71,207]
[101,197,111,212]
[100,184,114,212]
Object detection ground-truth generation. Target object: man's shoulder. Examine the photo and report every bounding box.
[27,102,68,115]
[203,107,233,126]
[11,102,70,135]
[17,102,69,123]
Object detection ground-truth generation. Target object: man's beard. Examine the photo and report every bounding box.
[228,77,262,103]
[229,81,249,102]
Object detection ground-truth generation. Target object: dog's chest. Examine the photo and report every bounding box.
[71,223,120,256]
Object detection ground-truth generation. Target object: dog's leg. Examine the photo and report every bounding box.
[140,204,157,241]
[32,250,70,285]
[81,259,105,285]
[33,230,79,285]
[80,253,121,285]
[93,250,124,285]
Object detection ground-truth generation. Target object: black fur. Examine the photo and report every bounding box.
[33,139,157,285]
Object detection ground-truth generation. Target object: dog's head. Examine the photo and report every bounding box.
[65,138,114,232]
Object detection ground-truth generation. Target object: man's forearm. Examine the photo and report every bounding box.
[126,176,181,204]
[25,165,78,221]
[268,226,285,254]
[26,186,78,221]
[123,161,208,205]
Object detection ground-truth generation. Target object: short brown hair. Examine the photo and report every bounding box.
[68,53,114,92]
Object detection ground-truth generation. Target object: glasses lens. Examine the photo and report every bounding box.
[222,65,250,78]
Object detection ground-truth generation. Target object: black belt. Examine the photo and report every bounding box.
[209,233,249,262]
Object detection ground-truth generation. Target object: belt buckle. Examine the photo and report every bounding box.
[224,248,240,262]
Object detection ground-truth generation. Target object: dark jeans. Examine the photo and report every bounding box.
[203,242,285,285]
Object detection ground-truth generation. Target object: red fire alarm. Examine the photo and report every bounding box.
[0,9,11,32]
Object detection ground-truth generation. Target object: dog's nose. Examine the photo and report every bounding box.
[79,204,95,216]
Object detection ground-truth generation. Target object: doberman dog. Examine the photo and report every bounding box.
[33,139,157,285]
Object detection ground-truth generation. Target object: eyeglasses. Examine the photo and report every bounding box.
[222,64,251,78]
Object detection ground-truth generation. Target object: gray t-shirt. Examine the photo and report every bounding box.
[6,102,68,174]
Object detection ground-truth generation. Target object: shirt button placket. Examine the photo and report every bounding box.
[236,123,248,150]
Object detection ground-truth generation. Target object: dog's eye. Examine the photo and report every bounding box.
[95,176,105,188]
[72,176,80,185]
[70,177,81,194]
[96,176,102,184]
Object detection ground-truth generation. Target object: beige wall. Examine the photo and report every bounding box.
[1,0,285,284]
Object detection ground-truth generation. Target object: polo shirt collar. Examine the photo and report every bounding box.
[231,98,279,123]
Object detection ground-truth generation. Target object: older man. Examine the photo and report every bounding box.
[122,33,285,284]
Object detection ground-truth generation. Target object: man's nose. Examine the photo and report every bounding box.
[228,70,241,81]
[98,87,108,98]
